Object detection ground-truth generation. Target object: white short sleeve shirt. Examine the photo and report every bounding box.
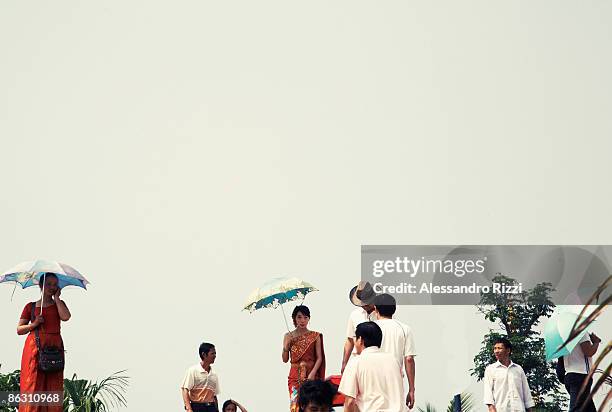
[376,318,416,369]
[483,361,534,412]
[563,333,593,375]
[346,307,370,340]
[339,346,406,412]
[180,363,220,403]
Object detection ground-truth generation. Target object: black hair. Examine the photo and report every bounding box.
[199,342,215,359]
[222,400,236,411]
[355,321,383,348]
[298,379,337,412]
[374,293,396,317]
[291,305,311,327]
[38,273,59,289]
[493,337,512,352]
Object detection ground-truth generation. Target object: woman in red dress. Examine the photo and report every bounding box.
[281,305,325,412]
[16,273,71,412]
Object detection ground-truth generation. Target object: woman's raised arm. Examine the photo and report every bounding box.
[54,289,71,321]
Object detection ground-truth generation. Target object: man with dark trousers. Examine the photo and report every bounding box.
[563,332,601,412]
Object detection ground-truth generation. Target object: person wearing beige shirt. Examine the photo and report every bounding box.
[374,293,416,410]
[181,342,221,412]
[339,321,406,412]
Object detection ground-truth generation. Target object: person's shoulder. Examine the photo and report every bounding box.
[392,318,411,330]
[186,363,200,373]
[397,319,411,329]
[21,301,35,312]
[350,307,363,316]
[511,362,526,372]
[385,318,412,333]
[484,362,498,372]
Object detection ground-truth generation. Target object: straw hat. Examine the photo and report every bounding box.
[349,281,377,306]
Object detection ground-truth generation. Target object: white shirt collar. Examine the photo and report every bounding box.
[494,360,516,368]
[361,346,381,355]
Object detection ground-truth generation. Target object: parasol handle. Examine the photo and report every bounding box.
[40,274,44,317]
[280,303,291,333]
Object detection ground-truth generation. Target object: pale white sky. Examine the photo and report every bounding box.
[1,1,611,411]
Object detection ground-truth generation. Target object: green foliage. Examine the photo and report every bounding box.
[1,366,128,412]
[471,275,567,411]
[416,392,475,412]
[0,366,20,412]
[63,370,129,412]
[0,367,20,392]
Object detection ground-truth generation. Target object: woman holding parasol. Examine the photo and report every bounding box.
[282,305,326,412]
[2,260,88,412]
[243,277,325,412]
[16,273,70,412]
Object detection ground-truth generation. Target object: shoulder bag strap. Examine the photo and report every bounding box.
[31,302,42,351]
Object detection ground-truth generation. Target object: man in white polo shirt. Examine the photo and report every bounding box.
[339,321,406,412]
[341,281,377,374]
[483,337,534,412]
[563,332,601,412]
[374,293,416,410]
[181,342,221,412]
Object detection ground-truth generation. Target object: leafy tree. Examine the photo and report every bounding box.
[471,275,568,411]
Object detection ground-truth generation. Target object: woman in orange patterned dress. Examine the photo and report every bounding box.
[16,273,71,412]
[281,305,325,412]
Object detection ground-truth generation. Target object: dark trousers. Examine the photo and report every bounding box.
[190,402,219,412]
[564,373,596,412]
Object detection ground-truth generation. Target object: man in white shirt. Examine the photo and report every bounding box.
[181,342,221,412]
[563,332,601,412]
[341,281,377,374]
[374,293,416,410]
[483,337,534,412]
[339,321,406,412]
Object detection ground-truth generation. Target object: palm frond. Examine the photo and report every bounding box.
[63,370,129,412]
[417,403,438,412]
[582,354,612,411]
[95,371,129,410]
[594,368,612,386]
[446,392,475,412]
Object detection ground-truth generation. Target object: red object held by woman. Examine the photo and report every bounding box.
[325,375,345,407]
